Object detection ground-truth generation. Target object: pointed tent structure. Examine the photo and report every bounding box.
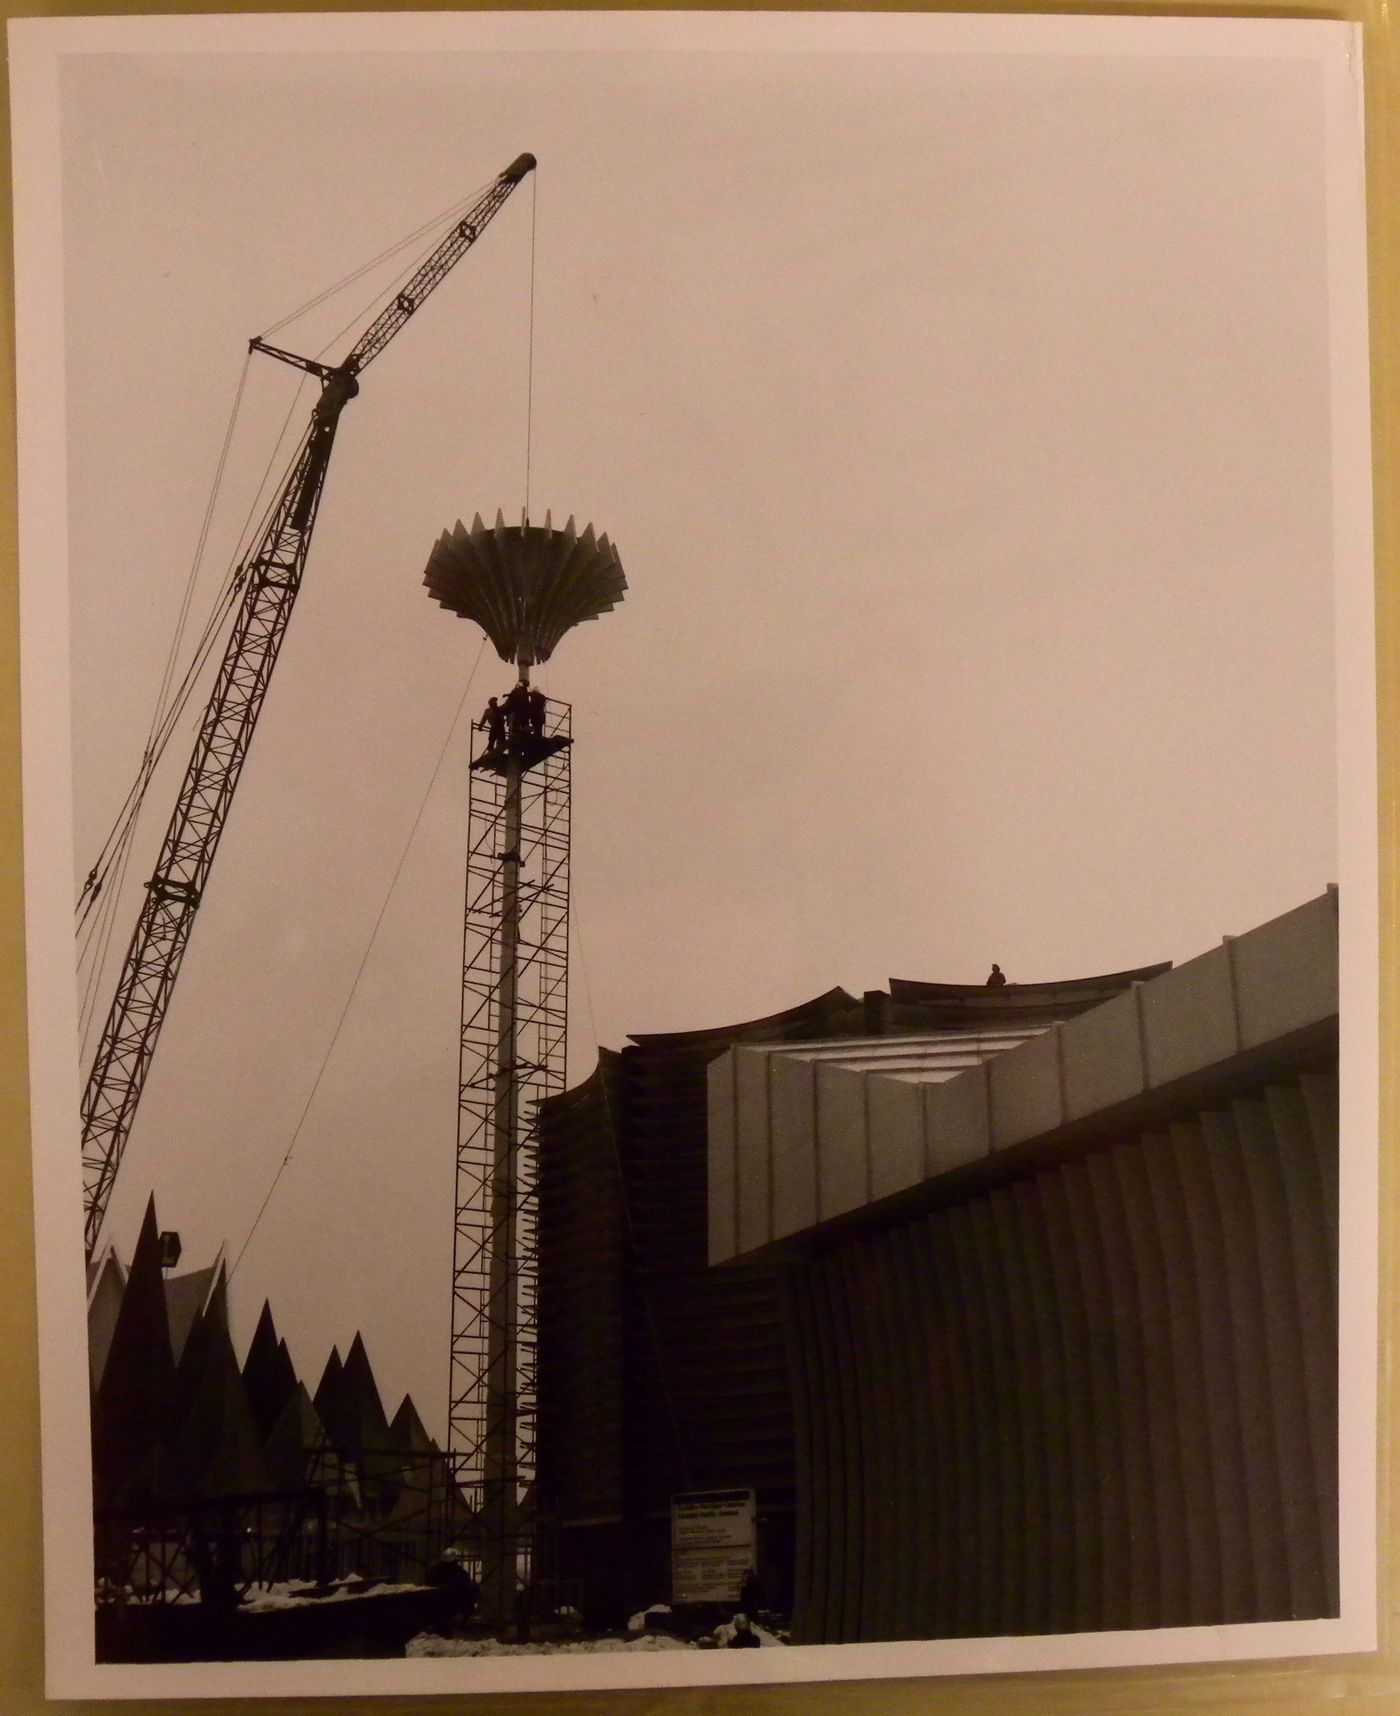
[170,1267,274,1500]
[389,1393,434,1457]
[171,1321,275,1502]
[312,1345,344,1426]
[170,1264,229,1434]
[87,1222,461,1589]
[87,1246,127,1394]
[91,1196,177,1509]
[242,1301,299,1444]
[316,1332,406,1515]
[379,1393,479,1567]
[262,1381,355,1501]
[164,1257,222,1368]
[315,1332,393,1456]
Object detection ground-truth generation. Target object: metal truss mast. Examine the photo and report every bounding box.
[450,700,572,1621]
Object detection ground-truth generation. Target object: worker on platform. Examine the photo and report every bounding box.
[986,963,1008,989]
[480,697,507,753]
[527,686,547,741]
[502,682,532,747]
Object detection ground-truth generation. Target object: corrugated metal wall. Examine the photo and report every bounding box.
[783,1069,1338,1642]
[536,993,865,1619]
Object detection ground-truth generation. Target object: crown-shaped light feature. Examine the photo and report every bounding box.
[423,510,626,666]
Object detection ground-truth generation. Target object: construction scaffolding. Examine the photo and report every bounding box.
[449,698,572,1618]
[422,507,624,1625]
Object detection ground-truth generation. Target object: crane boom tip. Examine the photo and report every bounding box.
[503,153,537,183]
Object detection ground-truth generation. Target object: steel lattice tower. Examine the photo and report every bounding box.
[423,510,625,1624]
[452,703,570,1614]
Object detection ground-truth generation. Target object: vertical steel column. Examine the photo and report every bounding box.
[480,742,522,1622]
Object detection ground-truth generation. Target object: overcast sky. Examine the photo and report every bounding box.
[52,20,1359,1443]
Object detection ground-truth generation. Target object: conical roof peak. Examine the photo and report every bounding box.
[91,1195,177,1507]
[388,1392,433,1455]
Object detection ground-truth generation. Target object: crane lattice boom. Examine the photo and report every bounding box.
[80,153,535,1262]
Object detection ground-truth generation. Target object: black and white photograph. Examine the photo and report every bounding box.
[11,9,1378,1700]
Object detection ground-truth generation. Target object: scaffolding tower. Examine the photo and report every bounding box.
[450,703,572,1616]
[422,509,625,1625]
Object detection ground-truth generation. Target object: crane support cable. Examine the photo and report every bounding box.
[78,364,253,916]
[80,183,470,923]
[78,812,142,1046]
[77,575,247,917]
[80,152,535,1263]
[77,372,317,920]
[345,154,534,377]
[81,402,357,1262]
[83,158,510,920]
[149,351,253,734]
[259,175,498,346]
[229,646,486,1284]
[78,160,535,923]
[300,211,482,378]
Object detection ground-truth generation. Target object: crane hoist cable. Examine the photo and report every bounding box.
[525,179,539,520]
[79,151,536,1264]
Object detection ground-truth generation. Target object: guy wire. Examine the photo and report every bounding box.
[228,637,488,1285]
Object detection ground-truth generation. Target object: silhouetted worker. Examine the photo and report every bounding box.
[502,682,531,747]
[189,1515,243,1612]
[480,696,506,752]
[739,1568,761,1615]
[528,686,547,740]
[427,1548,479,1636]
[728,1613,761,1648]
[986,964,1008,989]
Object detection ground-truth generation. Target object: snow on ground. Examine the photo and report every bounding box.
[407,1620,786,1656]
[713,1618,784,1648]
[240,1580,422,1613]
[626,1602,672,1632]
[407,1632,698,1656]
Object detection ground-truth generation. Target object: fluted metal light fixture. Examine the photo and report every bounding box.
[424,509,626,670]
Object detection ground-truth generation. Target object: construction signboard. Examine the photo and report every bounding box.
[670,1488,755,1605]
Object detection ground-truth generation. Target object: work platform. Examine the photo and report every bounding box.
[470,733,572,777]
